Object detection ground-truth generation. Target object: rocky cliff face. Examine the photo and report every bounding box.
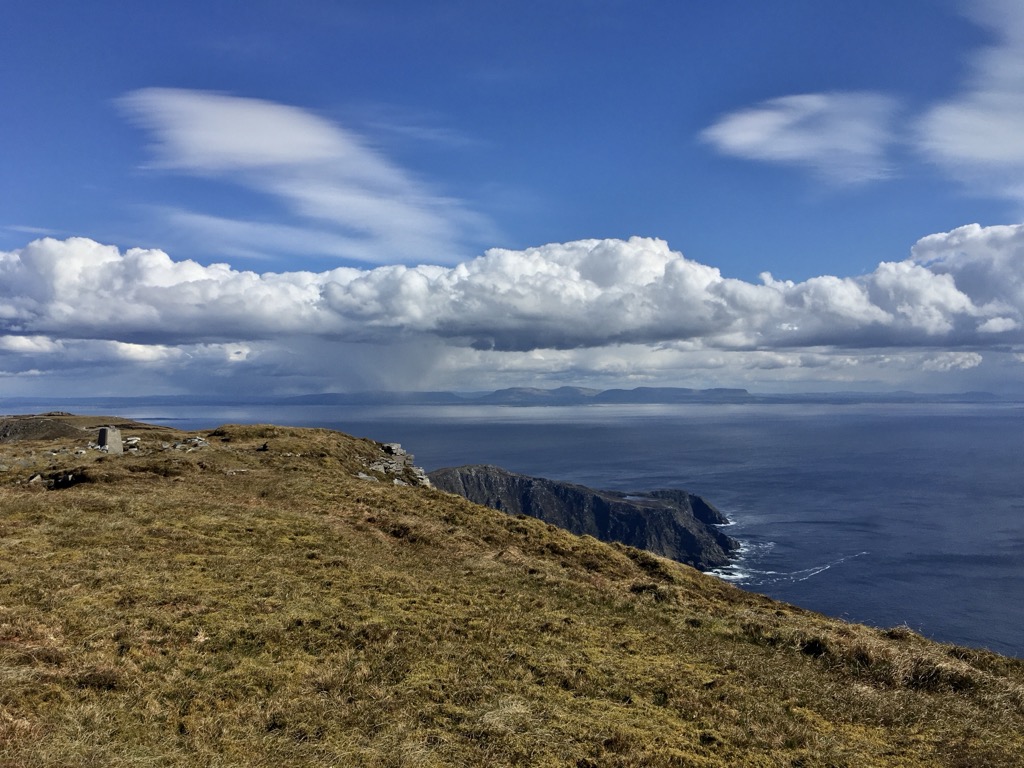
[428,465,738,570]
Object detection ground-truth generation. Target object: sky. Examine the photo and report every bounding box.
[3,0,1024,397]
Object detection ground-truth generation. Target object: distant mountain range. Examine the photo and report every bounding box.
[280,386,1014,406]
[1,386,1015,409]
[283,386,753,406]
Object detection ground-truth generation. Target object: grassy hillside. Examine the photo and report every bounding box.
[1,416,1022,767]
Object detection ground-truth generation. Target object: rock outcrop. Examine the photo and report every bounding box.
[366,443,431,487]
[428,464,738,570]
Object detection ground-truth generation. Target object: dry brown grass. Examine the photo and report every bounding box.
[1,417,1023,766]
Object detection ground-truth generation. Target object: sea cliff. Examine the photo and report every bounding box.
[428,464,738,570]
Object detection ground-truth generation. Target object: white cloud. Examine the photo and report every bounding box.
[106,341,184,363]
[916,0,1024,201]
[909,222,1024,312]
[700,92,898,184]
[0,335,63,354]
[120,89,366,170]
[920,351,984,371]
[698,3,1024,202]
[2,226,1023,396]
[978,316,1018,332]
[118,88,492,265]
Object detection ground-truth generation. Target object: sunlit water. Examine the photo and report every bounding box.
[31,400,1024,657]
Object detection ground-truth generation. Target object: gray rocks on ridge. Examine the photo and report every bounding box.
[366,443,431,487]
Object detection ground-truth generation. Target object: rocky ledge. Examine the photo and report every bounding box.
[428,464,739,570]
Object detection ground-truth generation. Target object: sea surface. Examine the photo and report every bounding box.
[31,401,1024,657]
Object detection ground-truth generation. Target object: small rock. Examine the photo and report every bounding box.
[172,436,209,451]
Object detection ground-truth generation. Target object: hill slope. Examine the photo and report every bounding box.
[1,416,1023,767]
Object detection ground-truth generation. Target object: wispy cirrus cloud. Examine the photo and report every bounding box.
[915,0,1024,202]
[118,88,493,265]
[703,2,1024,204]
[5,225,64,237]
[700,92,898,185]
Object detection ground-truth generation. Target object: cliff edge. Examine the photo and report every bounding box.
[428,464,738,570]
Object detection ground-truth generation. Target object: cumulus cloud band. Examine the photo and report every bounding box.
[1,227,1021,356]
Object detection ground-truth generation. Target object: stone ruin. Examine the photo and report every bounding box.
[97,426,123,455]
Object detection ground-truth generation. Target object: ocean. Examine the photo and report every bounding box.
[38,400,1024,658]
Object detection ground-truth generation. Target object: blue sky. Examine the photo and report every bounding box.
[3,0,1024,396]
